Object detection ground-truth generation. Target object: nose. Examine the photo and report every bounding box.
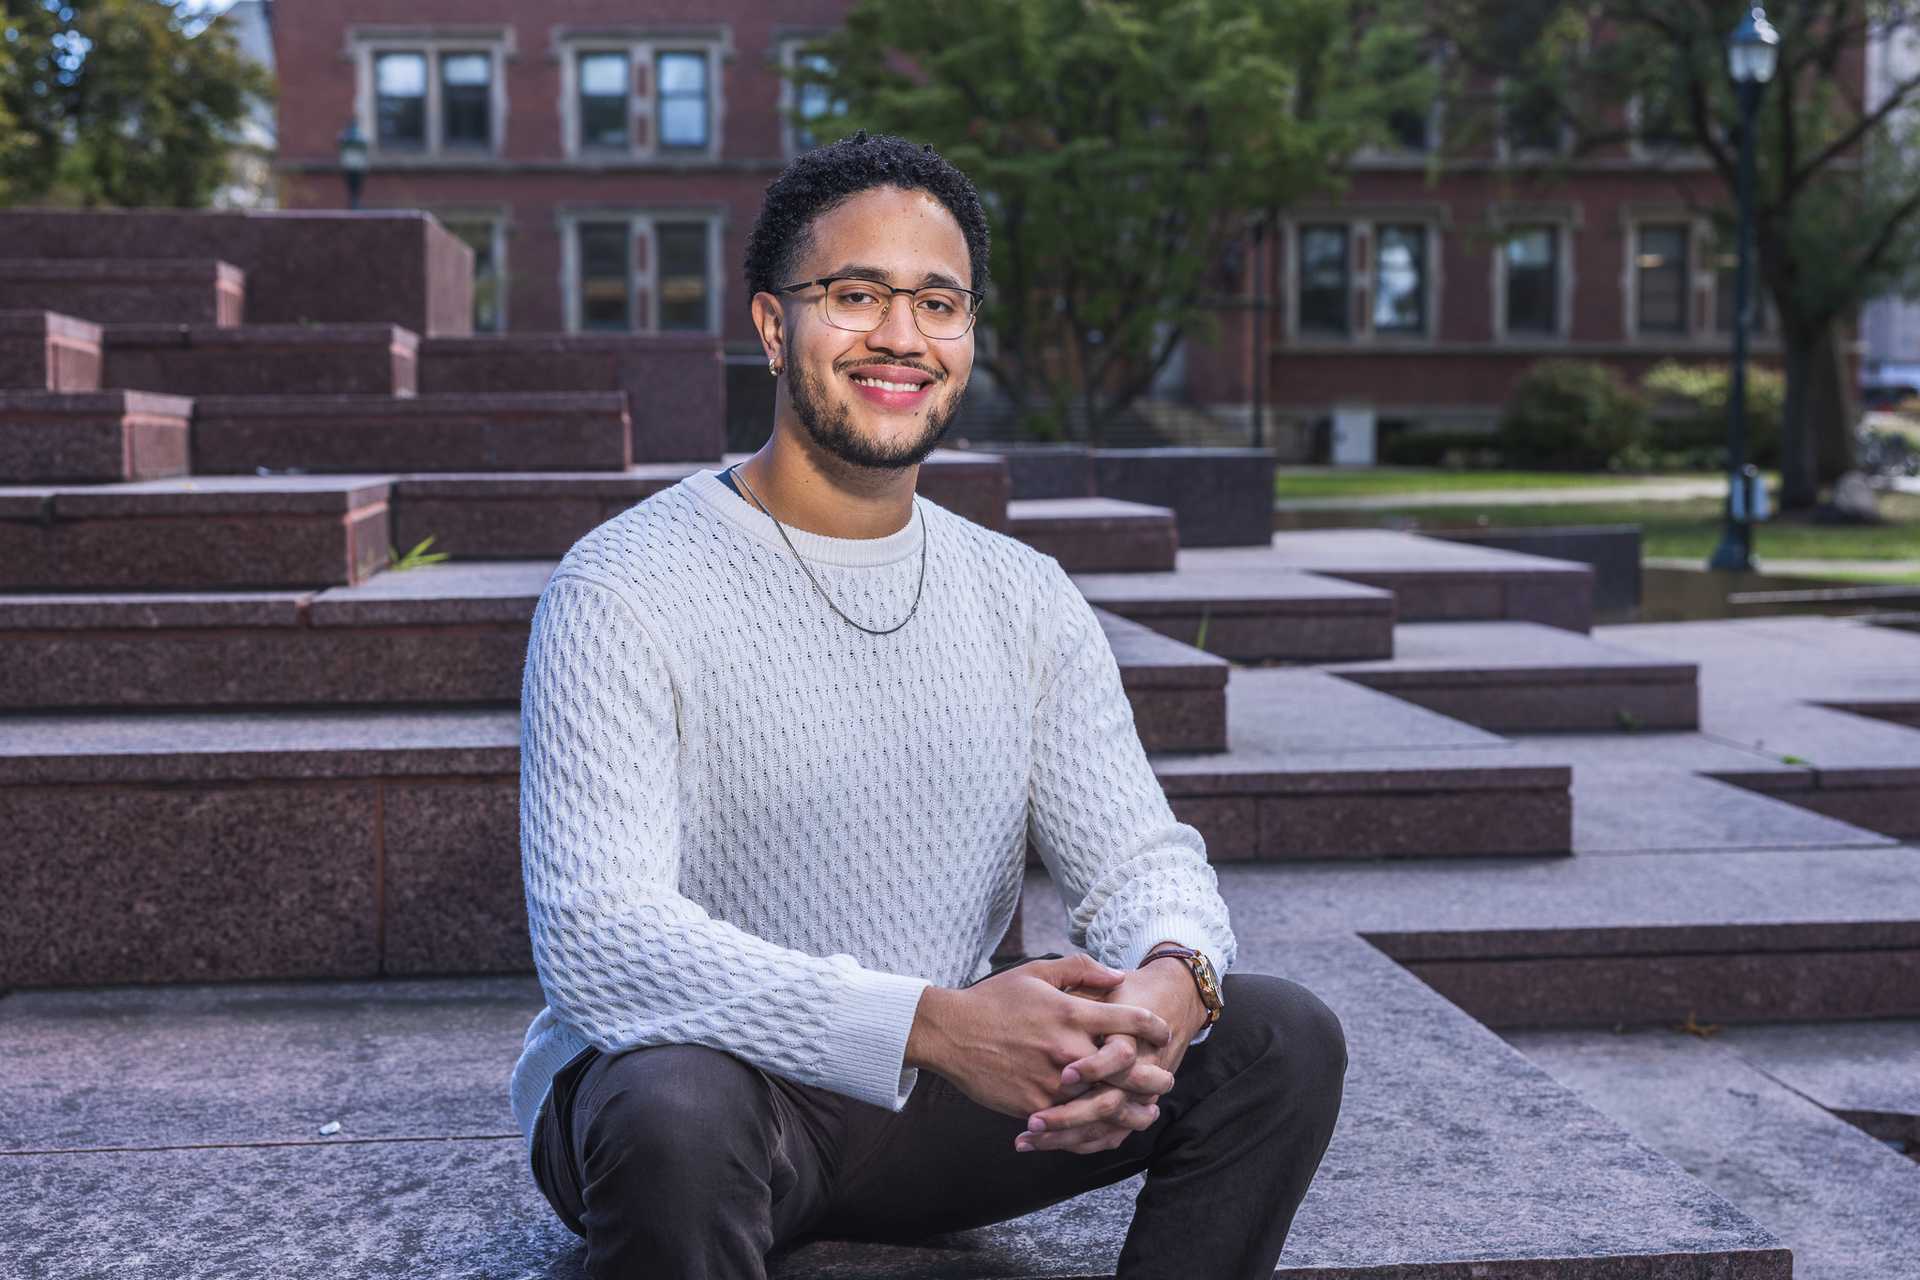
[866,290,928,354]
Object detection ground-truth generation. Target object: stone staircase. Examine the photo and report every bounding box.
[4,208,1917,1277]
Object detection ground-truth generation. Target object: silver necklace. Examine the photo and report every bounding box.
[725,465,928,635]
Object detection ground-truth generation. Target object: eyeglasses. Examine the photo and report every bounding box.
[772,275,983,340]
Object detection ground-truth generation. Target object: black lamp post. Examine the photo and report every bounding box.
[336,119,369,210]
[1708,6,1780,571]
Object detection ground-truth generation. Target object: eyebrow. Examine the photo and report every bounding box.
[824,262,970,291]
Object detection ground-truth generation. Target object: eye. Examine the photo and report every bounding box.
[840,288,879,305]
[919,297,955,313]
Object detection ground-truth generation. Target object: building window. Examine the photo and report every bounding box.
[578,222,632,331]
[578,51,631,150]
[656,221,712,331]
[1504,225,1559,335]
[1298,224,1350,334]
[1636,223,1690,334]
[657,51,710,150]
[374,52,427,149]
[441,217,505,333]
[791,50,840,152]
[439,52,493,148]
[1373,224,1427,333]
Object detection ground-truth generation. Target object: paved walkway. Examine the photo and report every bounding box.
[1646,556,1920,580]
[1273,477,1728,511]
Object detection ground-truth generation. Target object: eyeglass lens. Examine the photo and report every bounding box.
[823,279,973,339]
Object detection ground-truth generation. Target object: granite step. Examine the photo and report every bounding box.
[190,392,632,474]
[1070,564,1396,663]
[1005,496,1178,572]
[417,332,725,463]
[1188,528,1597,632]
[0,257,244,326]
[101,322,419,396]
[0,474,392,590]
[1321,620,1700,732]
[0,390,193,484]
[0,569,1225,752]
[392,453,1009,558]
[0,938,1791,1278]
[0,310,102,392]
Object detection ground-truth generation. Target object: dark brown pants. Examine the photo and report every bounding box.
[530,955,1348,1279]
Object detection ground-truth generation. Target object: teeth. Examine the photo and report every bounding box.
[851,374,926,393]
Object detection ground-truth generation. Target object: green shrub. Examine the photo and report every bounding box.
[1496,359,1652,470]
[1379,427,1506,468]
[1639,359,1783,468]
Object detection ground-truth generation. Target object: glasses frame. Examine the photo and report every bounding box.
[771,275,984,339]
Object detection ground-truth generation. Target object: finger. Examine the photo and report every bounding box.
[1058,1035,1138,1089]
[1026,1083,1157,1136]
[1075,1000,1172,1046]
[1018,1097,1160,1151]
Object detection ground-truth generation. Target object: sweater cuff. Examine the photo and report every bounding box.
[823,966,937,1112]
[1116,911,1231,1038]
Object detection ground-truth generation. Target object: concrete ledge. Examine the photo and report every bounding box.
[0,389,192,483]
[0,309,102,392]
[1073,565,1396,662]
[101,322,419,396]
[0,257,244,326]
[191,392,633,474]
[1007,497,1178,572]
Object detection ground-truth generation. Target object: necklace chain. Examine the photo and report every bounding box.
[726,465,928,635]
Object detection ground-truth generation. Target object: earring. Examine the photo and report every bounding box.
[769,357,781,376]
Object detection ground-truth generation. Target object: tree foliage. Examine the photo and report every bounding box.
[0,0,273,208]
[1434,0,1920,506]
[788,0,1430,442]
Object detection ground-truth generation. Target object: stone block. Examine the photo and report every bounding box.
[191,392,631,474]
[0,208,471,335]
[1006,497,1178,572]
[381,779,529,975]
[1089,447,1277,547]
[417,332,724,462]
[1074,565,1396,662]
[0,390,191,483]
[102,322,419,396]
[0,309,101,392]
[0,257,245,325]
[1429,524,1641,616]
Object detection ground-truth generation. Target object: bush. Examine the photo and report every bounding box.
[1639,359,1783,469]
[1496,360,1652,470]
[1379,427,1506,468]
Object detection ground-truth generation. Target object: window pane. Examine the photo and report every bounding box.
[1505,225,1557,334]
[579,222,631,331]
[1298,225,1349,333]
[441,53,491,147]
[579,52,630,148]
[657,52,709,148]
[1637,224,1688,334]
[1373,224,1426,333]
[656,222,710,331]
[374,52,426,148]
[794,50,837,151]
[443,219,500,333]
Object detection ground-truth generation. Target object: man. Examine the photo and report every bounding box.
[513,129,1347,1279]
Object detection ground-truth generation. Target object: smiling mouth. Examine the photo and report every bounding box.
[848,373,933,393]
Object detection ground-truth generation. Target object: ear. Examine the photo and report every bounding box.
[750,290,788,366]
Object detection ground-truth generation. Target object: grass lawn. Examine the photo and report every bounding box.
[1273,467,1762,499]
[1341,490,1920,563]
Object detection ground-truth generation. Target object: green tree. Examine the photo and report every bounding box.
[0,0,272,209]
[787,0,1431,444]
[1434,0,1920,510]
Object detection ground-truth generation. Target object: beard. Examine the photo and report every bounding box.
[787,357,965,472]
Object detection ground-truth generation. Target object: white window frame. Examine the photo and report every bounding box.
[556,208,726,335]
[776,32,843,158]
[1489,207,1579,343]
[1621,212,1714,343]
[553,28,730,163]
[432,207,510,332]
[349,27,512,160]
[1281,211,1445,345]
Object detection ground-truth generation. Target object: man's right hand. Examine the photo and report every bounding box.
[908,954,1179,1123]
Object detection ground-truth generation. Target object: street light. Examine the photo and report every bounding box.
[1708,5,1779,572]
[336,119,369,210]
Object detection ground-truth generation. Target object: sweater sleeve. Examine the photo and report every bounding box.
[1026,560,1237,1044]
[519,571,934,1109]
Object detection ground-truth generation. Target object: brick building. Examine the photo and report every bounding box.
[272,1,1790,461]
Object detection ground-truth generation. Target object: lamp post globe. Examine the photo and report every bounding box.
[336,119,369,210]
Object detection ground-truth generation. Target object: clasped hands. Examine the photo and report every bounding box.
[928,952,1205,1157]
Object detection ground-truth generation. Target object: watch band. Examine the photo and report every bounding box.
[1139,944,1223,1029]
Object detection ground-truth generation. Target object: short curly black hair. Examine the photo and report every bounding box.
[744,129,991,304]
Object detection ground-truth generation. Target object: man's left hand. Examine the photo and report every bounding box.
[1014,960,1207,1155]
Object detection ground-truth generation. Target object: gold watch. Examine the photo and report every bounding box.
[1139,944,1223,1031]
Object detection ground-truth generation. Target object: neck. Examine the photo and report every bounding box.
[733,423,919,540]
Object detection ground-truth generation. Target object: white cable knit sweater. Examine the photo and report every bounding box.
[509,466,1238,1146]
